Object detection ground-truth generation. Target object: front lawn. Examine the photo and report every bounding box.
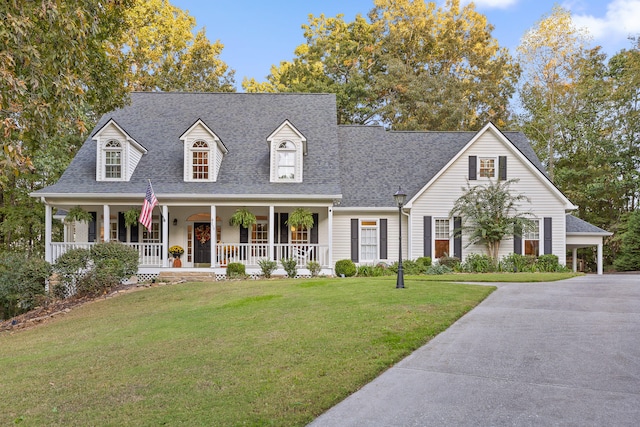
[0,274,561,425]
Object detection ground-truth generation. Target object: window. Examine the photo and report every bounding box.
[524,221,540,256]
[360,220,378,262]
[277,141,296,180]
[291,223,309,244]
[104,140,122,179]
[479,157,495,178]
[252,217,268,257]
[191,140,209,180]
[142,221,160,243]
[435,219,450,258]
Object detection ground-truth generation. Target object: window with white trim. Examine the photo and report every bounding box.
[291,223,309,245]
[524,220,540,256]
[190,140,210,180]
[360,219,378,262]
[277,141,297,180]
[104,140,122,179]
[435,218,451,258]
[479,157,496,178]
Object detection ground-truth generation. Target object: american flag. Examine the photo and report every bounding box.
[139,181,158,231]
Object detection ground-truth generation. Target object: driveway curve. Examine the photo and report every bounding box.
[310,274,640,426]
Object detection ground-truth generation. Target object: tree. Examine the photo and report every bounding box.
[370,0,519,130]
[115,0,235,92]
[243,13,380,124]
[0,0,133,176]
[516,5,591,180]
[245,0,519,130]
[449,179,536,262]
[613,210,640,271]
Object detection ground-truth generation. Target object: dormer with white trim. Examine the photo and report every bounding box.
[267,120,307,183]
[180,119,228,182]
[93,119,147,182]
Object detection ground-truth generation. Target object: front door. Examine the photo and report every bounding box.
[194,222,211,265]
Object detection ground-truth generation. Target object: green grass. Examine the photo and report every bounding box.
[0,274,552,426]
[411,271,582,282]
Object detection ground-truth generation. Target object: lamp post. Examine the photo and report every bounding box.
[393,187,406,289]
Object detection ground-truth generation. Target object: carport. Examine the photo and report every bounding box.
[566,214,613,275]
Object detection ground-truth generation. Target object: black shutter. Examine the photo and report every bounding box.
[279,213,288,244]
[118,212,126,242]
[454,217,462,260]
[423,216,432,258]
[514,225,522,254]
[239,225,249,260]
[469,156,477,180]
[544,217,552,254]
[131,222,139,243]
[499,156,507,181]
[88,212,97,242]
[380,219,388,260]
[350,218,359,262]
[273,212,279,244]
[310,213,319,244]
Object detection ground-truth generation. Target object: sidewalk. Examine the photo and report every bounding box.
[309,274,640,426]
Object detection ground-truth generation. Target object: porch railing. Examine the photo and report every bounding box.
[50,242,164,266]
[216,243,329,268]
[50,242,329,268]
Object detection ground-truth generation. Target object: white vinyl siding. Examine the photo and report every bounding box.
[410,129,568,265]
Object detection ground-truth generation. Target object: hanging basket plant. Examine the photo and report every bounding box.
[124,208,141,228]
[229,208,257,228]
[286,208,314,229]
[64,206,94,223]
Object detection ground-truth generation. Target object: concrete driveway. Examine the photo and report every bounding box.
[309,274,640,426]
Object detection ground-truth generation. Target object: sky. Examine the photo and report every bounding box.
[171,0,640,91]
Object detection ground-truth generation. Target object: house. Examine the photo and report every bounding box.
[32,92,611,280]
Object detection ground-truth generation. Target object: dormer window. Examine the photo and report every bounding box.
[180,119,227,183]
[93,119,147,182]
[268,120,306,183]
[191,140,210,180]
[277,141,297,180]
[104,140,122,179]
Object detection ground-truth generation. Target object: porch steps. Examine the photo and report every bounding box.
[157,271,220,283]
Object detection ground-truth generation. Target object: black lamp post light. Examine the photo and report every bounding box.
[393,186,407,289]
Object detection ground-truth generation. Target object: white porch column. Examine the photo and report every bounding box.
[211,205,217,267]
[44,202,52,264]
[328,206,333,269]
[597,243,603,275]
[103,205,110,242]
[572,248,578,272]
[162,205,169,267]
[269,205,275,261]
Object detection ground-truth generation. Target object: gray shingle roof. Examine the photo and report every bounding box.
[336,125,547,207]
[566,214,612,234]
[35,92,342,198]
[35,92,547,209]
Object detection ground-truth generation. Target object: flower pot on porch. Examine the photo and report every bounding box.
[172,254,182,268]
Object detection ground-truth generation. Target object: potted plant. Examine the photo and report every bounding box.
[229,208,257,228]
[286,207,314,229]
[169,245,184,268]
[124,208,141,228]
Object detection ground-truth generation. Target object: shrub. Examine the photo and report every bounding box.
[426,264,453,275]
[438,256,461,270]
[281,258,297,278]
[335,259,356,277]
[226,262,246,278]
[307,261,321,277]
[501,253,536,272]
[416,257,432,271]
[0,252,51,320]
[536,254,562,272]
[54,242,138,298]
[391,259,423,275]
[258,259,278,278]
[462,253,496,273]
[357,264,374,277]
[374,262,393,276]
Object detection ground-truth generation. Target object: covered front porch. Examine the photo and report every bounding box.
[43,201,335,279]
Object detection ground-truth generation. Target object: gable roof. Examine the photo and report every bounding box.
[35,92,342,200]
[336,123,551,208]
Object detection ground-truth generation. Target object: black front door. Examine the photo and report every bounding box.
[194,222,211,265]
